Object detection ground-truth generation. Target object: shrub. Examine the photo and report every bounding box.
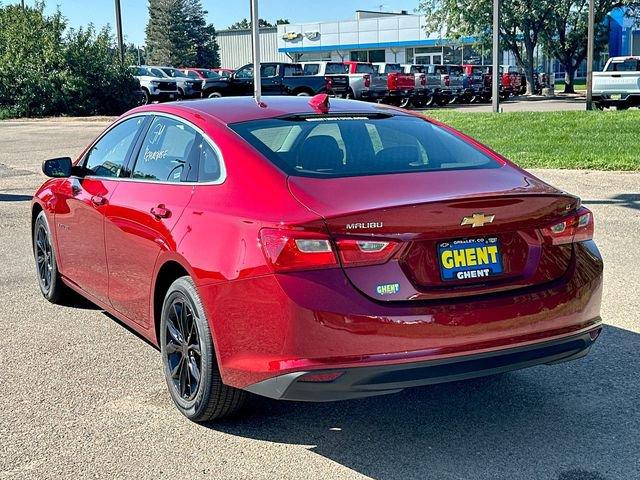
[0,4,140,118]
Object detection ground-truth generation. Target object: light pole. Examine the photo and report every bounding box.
[586,0,595,110]
[250,0,262,103]
[114,0,124,62]
[492,0,500,113]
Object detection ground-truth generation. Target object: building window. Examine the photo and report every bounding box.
[406,48,414,63]
[350,49,385,63]
[443,45,463,64]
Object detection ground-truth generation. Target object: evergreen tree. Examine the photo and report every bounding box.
[145,0,219,67]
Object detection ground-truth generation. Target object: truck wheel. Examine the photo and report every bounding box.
[208,91,222,99]
[295,91,312,96]
[399,97,411,108]
[142,89,151,105]
[345,88,355,100]
[594,102,605,111]
[424,96,436,107]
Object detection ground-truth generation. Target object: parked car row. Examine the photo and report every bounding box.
[131,61,549,108]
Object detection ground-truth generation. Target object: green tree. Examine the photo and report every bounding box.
[541,1,638,93]
[418,0,555,95]
[227,18,289,29]
[145,0,219,67]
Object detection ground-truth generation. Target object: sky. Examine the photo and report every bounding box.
[11,0,421,46]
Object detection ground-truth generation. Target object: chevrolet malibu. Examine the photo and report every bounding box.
[32,95,603,422]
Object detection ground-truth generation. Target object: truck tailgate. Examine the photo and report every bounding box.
[593,72,640,94]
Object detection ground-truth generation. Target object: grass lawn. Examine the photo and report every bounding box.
[426,110,640,171]
[555,78,586,92]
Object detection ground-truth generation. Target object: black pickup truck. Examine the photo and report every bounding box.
[202,62,349,98]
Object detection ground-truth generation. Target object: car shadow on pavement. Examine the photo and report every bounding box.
[212,325,639,480]
[583,194,640,212]
[0,193,32,202]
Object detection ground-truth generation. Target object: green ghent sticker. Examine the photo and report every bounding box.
[376,283,400,296]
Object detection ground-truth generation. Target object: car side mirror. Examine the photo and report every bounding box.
[42,157,72,178]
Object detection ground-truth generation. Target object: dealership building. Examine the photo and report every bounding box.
[217,9,640,74]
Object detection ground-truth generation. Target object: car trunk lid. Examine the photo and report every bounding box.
[288,167,579,302]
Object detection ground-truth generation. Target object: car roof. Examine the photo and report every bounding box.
[131,96,410,125]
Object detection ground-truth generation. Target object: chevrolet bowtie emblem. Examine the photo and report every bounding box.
[461,213,495,228]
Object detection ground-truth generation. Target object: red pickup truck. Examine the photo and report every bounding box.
[373,62,415,107]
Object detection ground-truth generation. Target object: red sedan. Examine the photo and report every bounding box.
[32,95,603,422]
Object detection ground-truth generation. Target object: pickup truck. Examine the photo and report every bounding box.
[341,61,389,102]
[158,66,203,99]
[373,62,415,107]
[300,61,352,99]
[461,64,488,103]
[401,64,440,107]
[129,65,178,104]
[593,56,640,110]
[429,65,465,105]
[201,62,349,98]
[480,66,518,101]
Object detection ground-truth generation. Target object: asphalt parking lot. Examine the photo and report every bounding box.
[0,118,639,480]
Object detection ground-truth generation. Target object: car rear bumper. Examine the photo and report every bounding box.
[199,241,603,394]
[244,326,601,401]
[359,89,388,101]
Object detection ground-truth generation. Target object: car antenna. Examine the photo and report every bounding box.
[250,0,267,108]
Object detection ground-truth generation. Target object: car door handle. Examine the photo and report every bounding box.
[91,195,106,206]
[150,204,171,219]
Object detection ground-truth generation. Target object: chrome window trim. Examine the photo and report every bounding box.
[81,111,227,186]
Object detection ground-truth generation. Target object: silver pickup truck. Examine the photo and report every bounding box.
[130,66,178,104]
[304,61,388,102]
[402,64,441,107]
[593,56,640,110]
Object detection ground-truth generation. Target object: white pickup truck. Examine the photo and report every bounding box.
[592,56,640,110]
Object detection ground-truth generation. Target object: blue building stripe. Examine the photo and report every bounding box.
[278,36,479,53]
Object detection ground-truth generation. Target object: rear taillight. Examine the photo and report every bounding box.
[335,239,399,267]
[419,73,426,86]
[363,74,371,88]
[389,73,397,90]
[324,75,333,90]
[541,208,594,245]
[444,75,450,87]
[259,229,338,272]
[259,229,399,272]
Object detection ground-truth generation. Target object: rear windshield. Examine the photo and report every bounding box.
[326,63,349,74]
[383,64,403,73]
[355,63,376,74]
[230,115,500,178]
[606,59,640,71]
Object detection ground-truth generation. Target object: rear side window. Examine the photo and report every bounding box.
[303,64,319,75]
[230,115,500,178]
[607,59,640,71]
[85,117,145,178]
[132,117,198,183]
[283,64,303,76]
[326,63,348,74]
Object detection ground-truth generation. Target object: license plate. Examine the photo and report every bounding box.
[437,237,503,281]
[611,94,622,100]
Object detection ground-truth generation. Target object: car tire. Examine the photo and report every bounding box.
[296,91,311,96]
[160,276,246,422]
[208,91,222,99]
[33,211,72,304]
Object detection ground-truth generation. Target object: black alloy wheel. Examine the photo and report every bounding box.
[160,276,246,422]
[33,211,70,304]
[164,296,202,402]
